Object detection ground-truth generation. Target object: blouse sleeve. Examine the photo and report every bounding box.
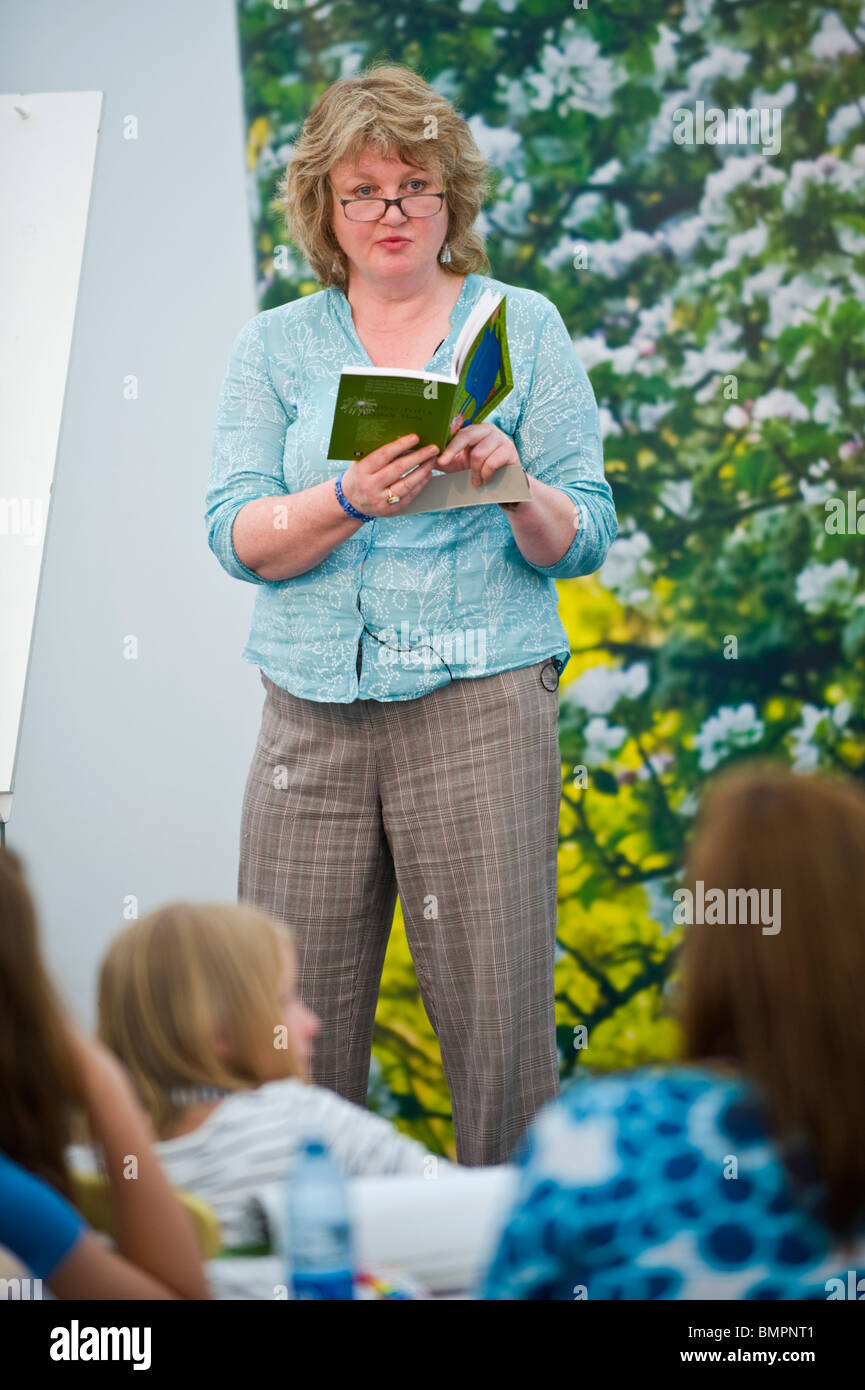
[205,312,295,585]
[304,1085,458,1181]
[0,1150,86,1280]
[513,300,618,581]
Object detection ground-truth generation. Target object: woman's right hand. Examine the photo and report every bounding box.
[341,434,439,517]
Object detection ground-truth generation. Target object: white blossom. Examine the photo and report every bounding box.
[600,532,655,605]
[636,297,675,340]
[648,90,691,154]
[527,30,623,118]
[652,24,679,76]
[487,178,533,235]
[644,876,677,936]
[741,263,785,306]
[799,477,835,505]
[658,480,693,517]
[837,222,865,255]
[583,717,628,766]
[794,559,858,614]
[541,233,581,273]
[598,407,622,439]
[693,703,765,772]
[723,404,751,429]
[750,80,798,110]
[636,753,675,783]
[494,75,532,121]
[584,230,660,278]
[751,389,810,423]
[699,156,784,225]
[678,319,744,387]
[709,222,768,278]
[809,12,860,61]
[563,191,605,230]
[782,154,865,211]
[790,704,831,771]
[848,374,865,409]
[826,102,865,145]
[763,274,844,339]
[681,0,715,36]
[466,114,523,163]
[677,791,700,818]
[686,47,751,91]
[812,386,843,427]
[662,215,707,259]
[572,334,613,372]
[637,401,674,431]
[566,662,650,715]
[589,159,622,186]
[750,80,801,111]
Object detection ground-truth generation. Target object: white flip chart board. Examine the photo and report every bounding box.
[0,91,102,822]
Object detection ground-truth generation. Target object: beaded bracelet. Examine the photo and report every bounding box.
[335,471,374,523]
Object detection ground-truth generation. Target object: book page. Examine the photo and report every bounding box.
[397,462,530,515]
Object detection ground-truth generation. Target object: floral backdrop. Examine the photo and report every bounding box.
[235,0,865,1157]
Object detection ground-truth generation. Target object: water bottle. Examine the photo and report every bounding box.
[285,1138,355,1300]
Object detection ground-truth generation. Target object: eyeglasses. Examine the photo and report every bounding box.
[336,191,447,222]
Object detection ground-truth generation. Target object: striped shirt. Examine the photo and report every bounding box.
[68,1079,452,1251]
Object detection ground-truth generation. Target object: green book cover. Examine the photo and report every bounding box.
[327,290,513,461]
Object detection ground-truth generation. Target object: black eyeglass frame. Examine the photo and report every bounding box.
[335,191,447,221]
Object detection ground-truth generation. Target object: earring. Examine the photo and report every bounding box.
[439,242,452,264]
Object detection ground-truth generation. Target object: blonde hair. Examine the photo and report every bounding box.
[98,903,305,1139]
[276,62,493,291]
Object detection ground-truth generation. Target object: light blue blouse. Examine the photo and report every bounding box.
[205,272,617,703]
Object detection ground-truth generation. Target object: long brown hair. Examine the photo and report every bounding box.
[98,903,306,1139]
[0,847,80,1199]
[680,761,865,1238]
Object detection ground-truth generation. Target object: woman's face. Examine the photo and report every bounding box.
[329,149,448,287]
[277,942,320,1077]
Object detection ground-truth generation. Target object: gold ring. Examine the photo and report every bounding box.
[386,489,399,505]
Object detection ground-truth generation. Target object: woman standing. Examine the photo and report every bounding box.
[205,64,617,1165]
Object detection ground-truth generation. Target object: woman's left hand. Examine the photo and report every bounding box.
[436,422,521,487]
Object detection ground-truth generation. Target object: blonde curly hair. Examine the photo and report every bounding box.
[276,62,493,292]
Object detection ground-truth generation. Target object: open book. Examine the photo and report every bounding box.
[327,289,529,513]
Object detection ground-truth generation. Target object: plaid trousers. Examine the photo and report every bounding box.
[237,658,562,1165]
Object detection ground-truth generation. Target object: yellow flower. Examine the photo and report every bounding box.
[246,116,270,171]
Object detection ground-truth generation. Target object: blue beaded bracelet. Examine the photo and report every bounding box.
[335,471,374,523]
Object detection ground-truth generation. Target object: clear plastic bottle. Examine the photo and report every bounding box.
[285,1138,355,1300]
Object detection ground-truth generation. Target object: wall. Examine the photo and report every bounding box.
[0,0,262,1023]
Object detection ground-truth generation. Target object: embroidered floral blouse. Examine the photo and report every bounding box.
[205,271,617,702]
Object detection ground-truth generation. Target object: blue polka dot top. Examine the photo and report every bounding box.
[480,1066,865,1300]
